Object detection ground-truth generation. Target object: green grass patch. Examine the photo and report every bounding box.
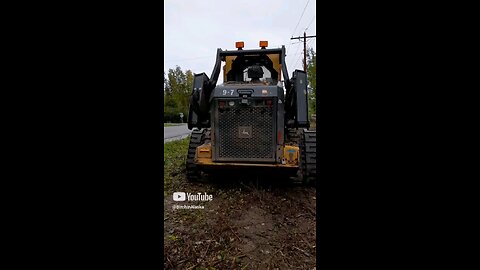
[163,123,184,127]
[164,137,190,194]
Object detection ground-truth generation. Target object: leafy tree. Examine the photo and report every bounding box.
[306,48,316,119]
[163,66,193,123]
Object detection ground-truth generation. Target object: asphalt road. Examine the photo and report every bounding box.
[164,124,191,143]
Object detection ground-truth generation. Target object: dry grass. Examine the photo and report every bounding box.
[164,138,317,269]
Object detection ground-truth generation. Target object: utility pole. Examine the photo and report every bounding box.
[291,32,316,71]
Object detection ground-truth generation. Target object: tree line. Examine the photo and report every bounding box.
[164,66,193,123]
[163,49,316,123]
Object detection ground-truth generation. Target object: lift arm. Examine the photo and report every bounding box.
[188,49,222,129]
[285,70,310,128]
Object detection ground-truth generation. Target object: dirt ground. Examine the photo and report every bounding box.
[164,172,317,270]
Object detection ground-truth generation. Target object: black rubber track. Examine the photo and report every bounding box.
[185,128,210,182]
[285,128,301,145]
[300,129,316,185]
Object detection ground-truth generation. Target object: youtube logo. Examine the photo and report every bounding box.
[173,192,186,201]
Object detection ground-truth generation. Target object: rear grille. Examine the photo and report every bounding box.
[215,99,275,162]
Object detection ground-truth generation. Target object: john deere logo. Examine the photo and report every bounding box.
[238,126,252,138]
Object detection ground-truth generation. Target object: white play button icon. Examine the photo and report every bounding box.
[173,192,186,201]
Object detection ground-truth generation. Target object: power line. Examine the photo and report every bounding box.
[291,32,316,71]
[286,36,300,56]
[288,42,302,58]
[292,40,314,70]
[306,37,315,46]
[291,0,311,37]
[292,40,312,71]
[305,15,316,31]
[295,39,315,71]
[293,54,302,71]
[289,43,303,68]
[306,38,315,58]
[286,41,303,54]
[288,37,311,70]
[288,1,311,56]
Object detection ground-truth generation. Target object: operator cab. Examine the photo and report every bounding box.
[222,41,280,86]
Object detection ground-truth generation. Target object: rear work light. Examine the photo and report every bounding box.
[259,40,268,48]
[235,41,244,50]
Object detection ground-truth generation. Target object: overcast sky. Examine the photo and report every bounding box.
[164,0,316,83]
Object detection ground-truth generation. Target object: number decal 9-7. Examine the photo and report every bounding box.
[222,90,235,96]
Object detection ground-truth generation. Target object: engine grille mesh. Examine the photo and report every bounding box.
[216,101,275,161]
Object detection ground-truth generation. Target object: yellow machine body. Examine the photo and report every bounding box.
[195,143,299,169]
